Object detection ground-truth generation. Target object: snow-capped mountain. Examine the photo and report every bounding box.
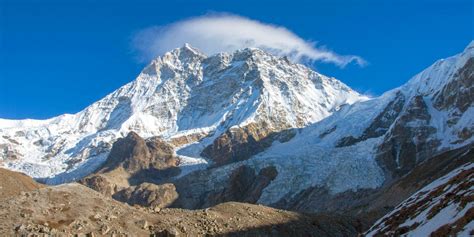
[1,40,472,215]
[260,41,474,202]
[1,40,473,235]
[0,44,364,183]
[168,41,474,211]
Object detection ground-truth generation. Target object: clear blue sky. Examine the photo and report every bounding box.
[1,0,472,119]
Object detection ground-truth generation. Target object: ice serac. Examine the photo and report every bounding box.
[0,44,364,183]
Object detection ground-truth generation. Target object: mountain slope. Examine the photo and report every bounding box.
[0,44,364,183]
[0,168,44,201]
[365,162,474,236]
[259,41,474,203]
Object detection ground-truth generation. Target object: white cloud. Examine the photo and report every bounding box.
[132,14,366,67]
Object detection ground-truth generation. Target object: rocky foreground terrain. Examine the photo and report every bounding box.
[0,170,361,236]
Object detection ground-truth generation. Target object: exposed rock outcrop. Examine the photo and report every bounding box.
[376,95,440,178]
[79,132,180,209]
[434,58,474,113]
[80,174,116,196]
[201,123,296,167]
[174,165,278,209]
[205,165,278,205]
[359,142,474,225]
[336,92,405,148]
[100,131,178,174]
[434,57,474,143]
[169,131,210,148]
[0,143,21,161]
[113,182,178,209]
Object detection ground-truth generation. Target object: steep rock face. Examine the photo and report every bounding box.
[366,162,474,236]
[433,57,474,143]
[376,95,440,178]
[434,58,473,113]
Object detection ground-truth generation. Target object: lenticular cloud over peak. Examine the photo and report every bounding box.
[132,14,365,67]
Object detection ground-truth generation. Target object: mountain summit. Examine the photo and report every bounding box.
[0,44,365,182]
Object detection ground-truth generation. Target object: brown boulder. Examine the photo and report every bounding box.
[79,174,116,196]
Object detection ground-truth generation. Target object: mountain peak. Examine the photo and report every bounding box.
[180,43,205,56]
[0,45,366,183]
[162,43,206,64]
[400,40,472,97]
